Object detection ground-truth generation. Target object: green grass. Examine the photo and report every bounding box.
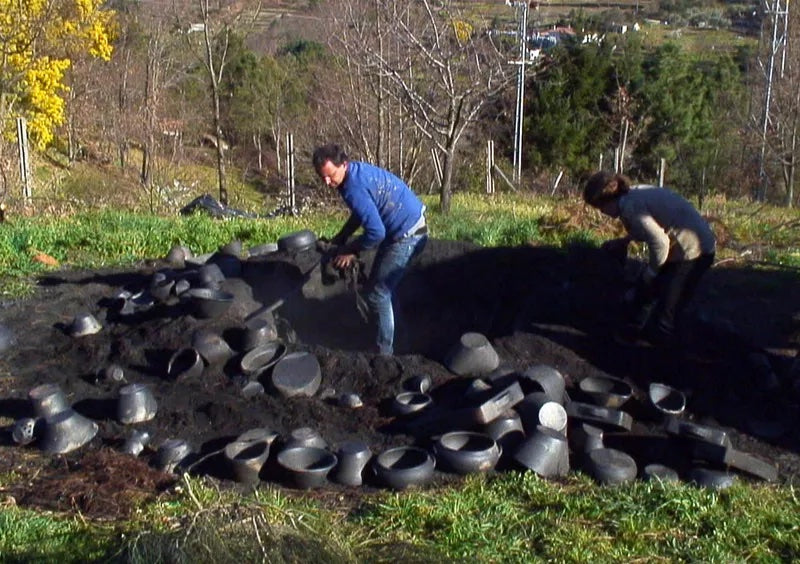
[3,472,798,562]
[0,192,797,297]
[0,507,117,562]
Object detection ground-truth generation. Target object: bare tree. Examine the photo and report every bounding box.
[176,0,262,206]
[323,0,513,212]
[770,3,800,207]
[752,0,799,207]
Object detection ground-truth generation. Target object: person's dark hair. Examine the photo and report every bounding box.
[312,144,348,172]
[583,171,632,208]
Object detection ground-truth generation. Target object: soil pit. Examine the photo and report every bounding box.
[1,238,799,519]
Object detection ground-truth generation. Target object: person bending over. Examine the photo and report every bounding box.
[583,171,716,345]
[312,144,428,356]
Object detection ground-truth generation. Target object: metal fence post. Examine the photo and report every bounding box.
[285,132,295,214]
[16,118,32,205]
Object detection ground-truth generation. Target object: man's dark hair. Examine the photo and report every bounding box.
[312,144,348,171]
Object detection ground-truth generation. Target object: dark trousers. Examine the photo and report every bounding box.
[632,253,715,337]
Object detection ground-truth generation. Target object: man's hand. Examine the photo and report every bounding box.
[333,253,357,270]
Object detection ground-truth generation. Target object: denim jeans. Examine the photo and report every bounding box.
[366,234,428,355]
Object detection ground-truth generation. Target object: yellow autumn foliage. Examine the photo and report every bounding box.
[452,19,474,44]
[0,0,115,150]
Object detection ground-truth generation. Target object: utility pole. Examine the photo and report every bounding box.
[509,0,530,184]
[756,0,789,201]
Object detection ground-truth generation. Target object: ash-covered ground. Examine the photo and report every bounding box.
[0,237,798,518]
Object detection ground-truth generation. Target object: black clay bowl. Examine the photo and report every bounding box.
[643,463,680,483]
[585,448,638,485]
[270,352,321,398]
[41,408,98,454]
[149,277,175,303]
[332,440,373,487]
[225,439,270,484]
[277,446,337,489]
[12,417,38,445]
[197,262,225,288]
[519,364,566,403]
[28,383,70,419]
[578,375,633,409]
[165,245,189,267]
[247,242,279,257]
[648,383,686,417]
[373,446,435,490]
[167,347,204,381]
[237,427,279,445]
[392,392,433,416]
[283,426,327,450]
[191,329,233,365]
[444,332,500,377]
[122,429,152,457]
[219,239,243,257]
[485,410,525,452]
[403,374,432,394]
[513,425,568,478]
[186,288,234,319]
[117,383,158,424]
[277,229,317,253]
[242,317,279,352]
[434,431,501,474]
[69,312,102,337]
[156,438,193,472]
[689,467,737,490]
[240,342,286,376]
[537,401,568,434]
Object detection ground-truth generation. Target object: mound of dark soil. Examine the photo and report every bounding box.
[1,238,798,519]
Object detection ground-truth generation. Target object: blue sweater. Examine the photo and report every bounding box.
[339,161,424,249]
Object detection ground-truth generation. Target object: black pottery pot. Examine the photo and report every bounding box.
[434,431,501,475]
[373,446,435,490]
[28,383,70,419]
[117,383,158,424]
[585,448,638,485]
[270,352,321,398]
[513,425,569,478]
[185,288,234,319]
[332,440,373,487]
[392,392,433,416]
[240,342,286,376]
[40,408,98,454]
[191,329,234,365]
[578,375,633,409]
[225,439,271,484]
[277,229,317,253]
[167,348,204,381]
[277,446,337,489]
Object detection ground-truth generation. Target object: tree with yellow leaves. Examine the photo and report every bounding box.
[0,0,115,151]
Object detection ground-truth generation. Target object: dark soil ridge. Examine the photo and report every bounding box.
[0,238,798,519]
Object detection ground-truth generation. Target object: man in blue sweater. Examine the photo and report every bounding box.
[312,144,428,356]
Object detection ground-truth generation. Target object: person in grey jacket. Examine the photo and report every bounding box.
[583,171,716,345]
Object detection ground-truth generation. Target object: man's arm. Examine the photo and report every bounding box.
[330,213,361,247]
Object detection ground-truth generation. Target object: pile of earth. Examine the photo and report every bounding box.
[0,237,798,519]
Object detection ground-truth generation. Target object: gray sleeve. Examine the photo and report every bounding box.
[623,208,671,271]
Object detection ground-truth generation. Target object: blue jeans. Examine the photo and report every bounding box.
[366,234,427,355]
